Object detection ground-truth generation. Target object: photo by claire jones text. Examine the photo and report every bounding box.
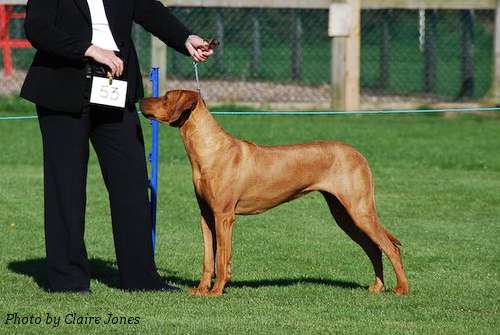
[4,312,140,327]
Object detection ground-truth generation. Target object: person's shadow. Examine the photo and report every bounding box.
[7,258,365,291]
[7,258,123,291]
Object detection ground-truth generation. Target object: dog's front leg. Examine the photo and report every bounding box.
[208,212,235,297]
[190,214,216,296]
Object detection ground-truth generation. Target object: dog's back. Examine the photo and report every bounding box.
[229,139,371,215]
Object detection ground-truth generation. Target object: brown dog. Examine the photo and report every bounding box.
[140,90,409,297]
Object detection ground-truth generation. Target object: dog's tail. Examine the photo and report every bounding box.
[384,228,402,248]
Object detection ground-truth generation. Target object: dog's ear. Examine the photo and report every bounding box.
[169,91,199,125]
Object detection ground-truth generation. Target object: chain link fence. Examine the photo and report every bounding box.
[0,5,495,109]
[361,9,493,107]
[133,7,332,106]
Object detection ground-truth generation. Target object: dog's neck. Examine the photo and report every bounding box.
[179,100,233,168]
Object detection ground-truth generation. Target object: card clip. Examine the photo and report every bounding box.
[107,72,113,85]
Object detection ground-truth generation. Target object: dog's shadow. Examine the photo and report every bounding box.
[8,258,365,291]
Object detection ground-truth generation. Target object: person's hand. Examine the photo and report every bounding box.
[185,35,214,63]
[84,45,124,77]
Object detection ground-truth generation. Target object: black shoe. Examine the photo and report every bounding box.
[158,283,180,292]
[122,281,180,292]
[48,288,91,294]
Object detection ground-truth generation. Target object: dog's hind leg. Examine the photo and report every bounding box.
[352,211,408,295]
[322,192,385,293]
[328,190,409,295]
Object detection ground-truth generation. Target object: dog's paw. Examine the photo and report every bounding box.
[368,279,384,294]
[207,290,223,297]
[393,286,409,296]
[207,285,224,297]
[189,287,209,296]
[368,284,384,294]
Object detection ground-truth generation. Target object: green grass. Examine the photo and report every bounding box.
[1,102,500,334]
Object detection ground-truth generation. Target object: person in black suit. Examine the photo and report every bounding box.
[20,0,213,293]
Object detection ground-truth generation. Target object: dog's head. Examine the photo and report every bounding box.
[140,90,200,127]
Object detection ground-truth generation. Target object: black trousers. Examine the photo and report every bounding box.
[37,104,163,291]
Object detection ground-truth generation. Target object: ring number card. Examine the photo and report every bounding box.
[90,77,128,108]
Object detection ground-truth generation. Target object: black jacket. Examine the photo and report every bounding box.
[20,0,191,112]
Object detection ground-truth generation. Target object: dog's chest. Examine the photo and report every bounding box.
[192,166,237,202]
[192,167,213,193]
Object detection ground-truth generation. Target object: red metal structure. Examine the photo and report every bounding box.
[0,5,31,76]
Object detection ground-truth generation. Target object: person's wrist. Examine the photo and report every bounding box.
[186,35,196,44]
[85,45,96,58]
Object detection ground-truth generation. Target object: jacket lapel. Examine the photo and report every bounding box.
[102,0,121,45]
[73,0,91,24]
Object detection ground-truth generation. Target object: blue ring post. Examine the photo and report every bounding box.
[149,67,160,254]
